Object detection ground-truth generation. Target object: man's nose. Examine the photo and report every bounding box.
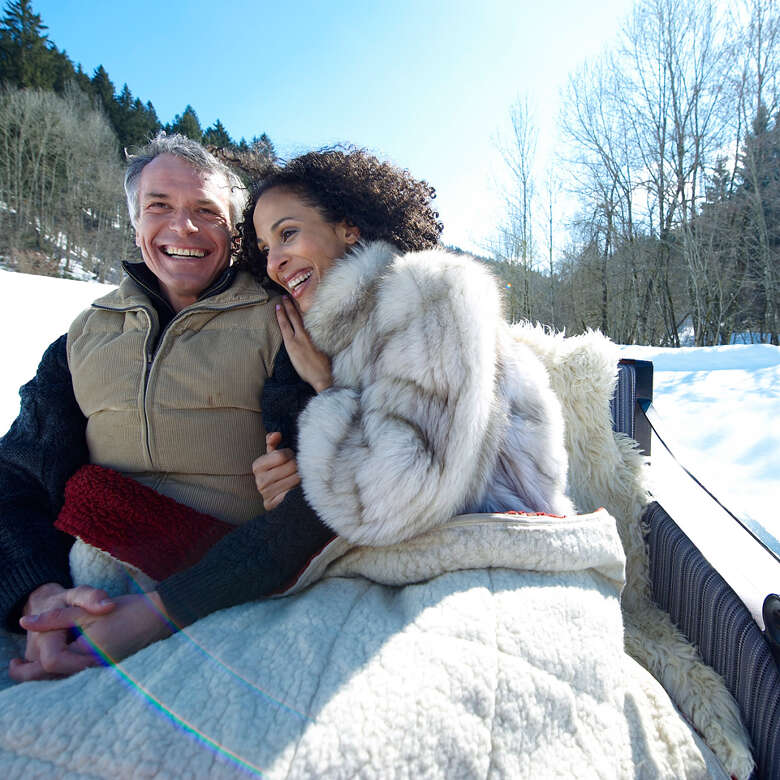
[170,208,198,234]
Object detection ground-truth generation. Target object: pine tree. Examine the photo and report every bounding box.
[144,100,160,134]
[112,83,137,148]
[72,62,91,94]
[737,105,780,343]
[0,0,58,88]
[91,65,117,125]
[740,104,780,195]
[127,97,160,148]
[169,104,202,141]
[251,133,275,161]
[202,118,232,148]
[51,47,75,93]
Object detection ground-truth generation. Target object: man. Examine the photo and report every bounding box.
[1,133,332,680]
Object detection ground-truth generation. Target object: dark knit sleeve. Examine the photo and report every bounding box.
[156,487,335,627]
[261,343,316,452]
[0,335,88,631]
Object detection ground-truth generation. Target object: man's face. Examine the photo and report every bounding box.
[134,154,233,312]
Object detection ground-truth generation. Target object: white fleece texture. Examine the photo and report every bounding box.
[0,510,724,779]
[511,323,754,779]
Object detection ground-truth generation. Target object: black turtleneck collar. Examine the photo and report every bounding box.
[122,261,239,317]
[120,261,240,344]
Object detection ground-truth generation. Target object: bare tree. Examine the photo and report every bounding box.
[496,97,539,322]
[733,0,780,344]
[542,170,561,325]
[553,0,759,345]
[0,85,133,280]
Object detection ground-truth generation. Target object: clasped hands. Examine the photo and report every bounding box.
[9,583,172,682]
[252,296,332,510]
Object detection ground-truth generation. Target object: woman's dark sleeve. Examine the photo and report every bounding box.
[0,335,88,631]
[260,342,317,451]
[156,487,336,627]
[156,344,333,627]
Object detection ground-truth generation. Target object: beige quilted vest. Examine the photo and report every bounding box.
[67,270,282,525]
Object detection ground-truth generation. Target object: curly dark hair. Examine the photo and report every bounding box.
[236,147,443,284]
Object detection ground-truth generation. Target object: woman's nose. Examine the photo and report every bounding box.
[267,246,287,274]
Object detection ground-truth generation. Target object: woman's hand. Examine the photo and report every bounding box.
[276,297,333,392]
[253,431,300,510]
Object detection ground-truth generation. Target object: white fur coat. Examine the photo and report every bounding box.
[298,241,575,545]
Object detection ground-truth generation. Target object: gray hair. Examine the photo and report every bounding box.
[124,132,247,229]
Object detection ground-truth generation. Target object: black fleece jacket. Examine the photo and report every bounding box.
[0,270,334,632]
[0,334,86,630]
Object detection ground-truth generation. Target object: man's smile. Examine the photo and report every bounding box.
[160,246,208,258]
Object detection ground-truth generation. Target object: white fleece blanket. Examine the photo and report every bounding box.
[0,509,724,778]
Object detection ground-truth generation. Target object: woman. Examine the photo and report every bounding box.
[244,148,574,546]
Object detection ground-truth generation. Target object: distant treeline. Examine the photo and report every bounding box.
[493,0,779,347]
[0,0,274,281]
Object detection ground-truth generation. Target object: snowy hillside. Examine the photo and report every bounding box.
[1,269,778,543]
[0,269,112,424]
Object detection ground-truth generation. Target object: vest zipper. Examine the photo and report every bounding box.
[142,298,265,468]
[94,289,267,470]
[139,307,157,467]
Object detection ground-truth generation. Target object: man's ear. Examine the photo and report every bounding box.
[135,228,141,248]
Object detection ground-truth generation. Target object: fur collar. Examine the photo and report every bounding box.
[303,240,397,355]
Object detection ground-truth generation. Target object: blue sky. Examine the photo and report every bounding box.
[32,0,635,253]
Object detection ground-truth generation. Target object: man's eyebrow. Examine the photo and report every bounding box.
[142,193,222,209]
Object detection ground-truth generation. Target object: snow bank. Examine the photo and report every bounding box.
[621,343,780,542]
[0,269,112,430]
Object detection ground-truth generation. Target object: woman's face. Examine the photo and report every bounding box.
[253,188,360,313]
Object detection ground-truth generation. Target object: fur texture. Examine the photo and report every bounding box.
[298,241,574,546]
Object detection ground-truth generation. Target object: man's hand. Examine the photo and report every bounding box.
[8,583,114,682]
[276,297,333,392]
[253,432,300,510]
[17,590,173,668]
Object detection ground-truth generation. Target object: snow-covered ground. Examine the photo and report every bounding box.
[1,268,778,545]
[620,343,779,546]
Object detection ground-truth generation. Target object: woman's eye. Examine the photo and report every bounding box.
[281,228,296,242]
